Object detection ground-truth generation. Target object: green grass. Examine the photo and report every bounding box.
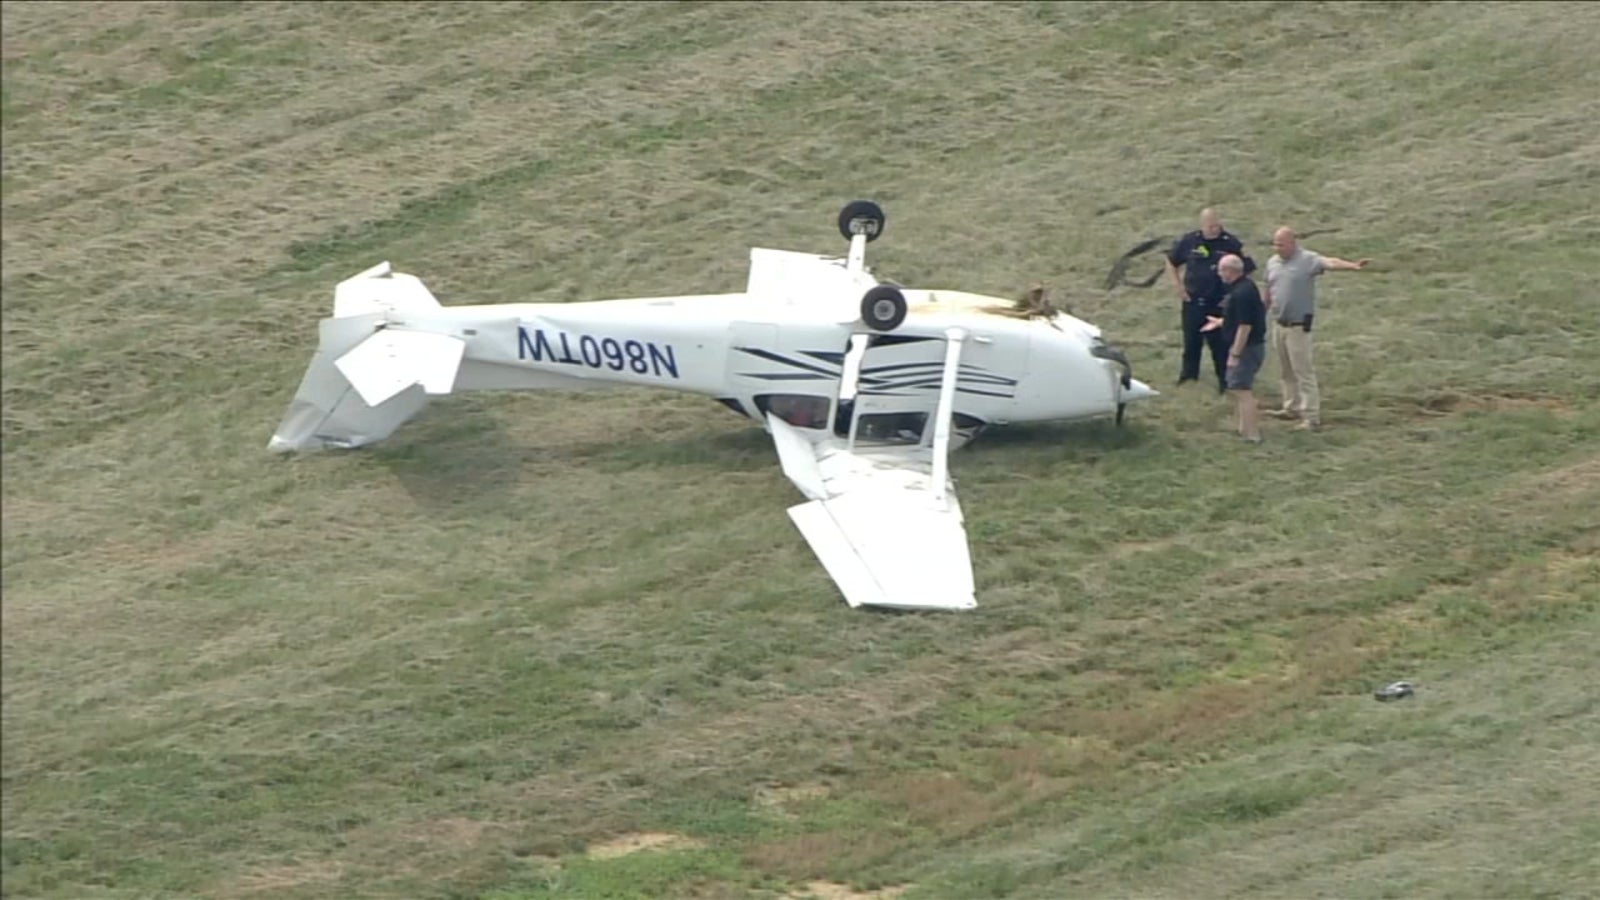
[4,2,1599,898]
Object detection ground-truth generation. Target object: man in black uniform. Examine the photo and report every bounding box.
[1203,254,1268,442]
[1165,208,1255,392]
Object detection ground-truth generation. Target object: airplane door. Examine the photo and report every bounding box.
[837,332,948,446]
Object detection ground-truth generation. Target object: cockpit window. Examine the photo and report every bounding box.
[754,393,831,429]
[854,411,928,444]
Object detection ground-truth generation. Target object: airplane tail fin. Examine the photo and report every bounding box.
[267,263,464,453]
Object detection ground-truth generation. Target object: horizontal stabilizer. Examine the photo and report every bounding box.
[268,313,433,453]
[334,329,466,408]
[333,261,444,318]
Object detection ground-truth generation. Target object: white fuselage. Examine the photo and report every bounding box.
[385,288,1143,449]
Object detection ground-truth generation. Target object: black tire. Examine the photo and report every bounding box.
[837,200,887,242]
[1115,402,1127,426]
[860,285,907,331]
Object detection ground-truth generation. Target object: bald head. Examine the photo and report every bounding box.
[1218,253,1244,282]
[1272,226,1298,258]
[1200,208,1222,239]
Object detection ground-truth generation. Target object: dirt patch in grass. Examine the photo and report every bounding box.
[785,881,910,900]
[755,782,833,809]
[1410,390,1576,417]
[585,831,705,860]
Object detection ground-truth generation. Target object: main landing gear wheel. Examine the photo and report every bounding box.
[838,200,887,242]
[860,285,907,332]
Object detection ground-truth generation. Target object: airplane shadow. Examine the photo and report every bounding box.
[564,424,778,475]
[965,418,1150,461]
[363,403,781,516]
[362,398,527,511]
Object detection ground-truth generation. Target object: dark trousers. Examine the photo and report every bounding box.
[1179,300,1228,389]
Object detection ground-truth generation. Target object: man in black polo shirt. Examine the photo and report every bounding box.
[1165,208,1256,392]
[1203,254,1267,443]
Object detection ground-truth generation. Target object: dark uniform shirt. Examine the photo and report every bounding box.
[1221,276,1267,347]
[1167,229,1256,308]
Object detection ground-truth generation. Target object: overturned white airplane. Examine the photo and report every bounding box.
[269,202,1157,612]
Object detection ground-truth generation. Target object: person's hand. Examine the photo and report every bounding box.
[1200,315,1224,333]
[1353,259,1372,269]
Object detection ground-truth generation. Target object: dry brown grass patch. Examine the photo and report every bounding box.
[872,771,1002,833]
[1496,454,1600,499]
[1084,680,1276,750]
[399,816,509,852]
[745,830,903,882]
[223,858,345,897]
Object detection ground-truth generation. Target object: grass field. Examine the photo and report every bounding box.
[4,2,1599,897]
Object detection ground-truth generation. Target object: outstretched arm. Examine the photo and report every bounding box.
[1322,255,1371,271]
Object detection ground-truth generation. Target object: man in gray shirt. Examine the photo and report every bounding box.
[1264,226,1371,430]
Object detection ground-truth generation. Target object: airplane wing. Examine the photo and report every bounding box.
[766,328,977,611]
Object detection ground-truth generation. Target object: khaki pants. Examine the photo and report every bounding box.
[1273,324,1319,423]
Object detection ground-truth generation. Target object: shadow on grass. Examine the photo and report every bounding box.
[568,425,778,474]
[363,398,526,509]
[966,418,1160,462]
[364,402,779,512]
